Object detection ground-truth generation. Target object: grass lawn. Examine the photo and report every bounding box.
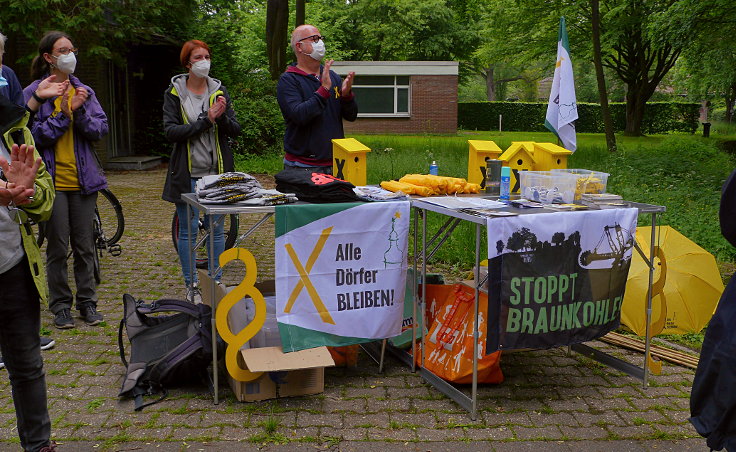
[234,129,735,348]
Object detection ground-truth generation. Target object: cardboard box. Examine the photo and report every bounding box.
[228,346,333,402]
[199,272,335,402]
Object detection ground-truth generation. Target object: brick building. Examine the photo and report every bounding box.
[331,61,458,134]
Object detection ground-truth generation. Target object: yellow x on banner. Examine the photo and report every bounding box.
[284,227,335,325]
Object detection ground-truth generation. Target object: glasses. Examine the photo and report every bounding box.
[54,47,78,56]
[298,35,324,43]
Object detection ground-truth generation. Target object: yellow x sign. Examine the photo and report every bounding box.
[283,226,335,324]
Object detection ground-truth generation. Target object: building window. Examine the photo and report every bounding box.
[351,76,410,117]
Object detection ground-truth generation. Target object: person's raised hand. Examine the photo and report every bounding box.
[71,86,88,111]
[207,96,227,123]
[35,75,68,101]
[0,183,31,207]
[60,86,72,117]
[321,59,334,91]
[0,144,40,206]
[341,71,355,97]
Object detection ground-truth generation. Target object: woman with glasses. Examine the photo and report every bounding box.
[162,40,241,302]
[24,30,109,330]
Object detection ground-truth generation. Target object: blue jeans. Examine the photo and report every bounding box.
[176,178,224,287]
[0,257,52,451]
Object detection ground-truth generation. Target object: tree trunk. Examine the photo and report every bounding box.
[726,82,736,124]
[485,65,497,101]
[624,84,646,136]
[590,0,617,151]
[266,0,289,80]
[295,0,305,28]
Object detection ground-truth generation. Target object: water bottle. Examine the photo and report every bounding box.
[500,166,511,200]
[429,161,439,175]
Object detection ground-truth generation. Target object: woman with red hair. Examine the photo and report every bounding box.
[161,40,241,302]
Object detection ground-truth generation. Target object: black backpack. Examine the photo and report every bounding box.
[118,294,215,411]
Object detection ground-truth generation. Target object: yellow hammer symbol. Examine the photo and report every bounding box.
[284,227,335,324]
[334,86,340,98]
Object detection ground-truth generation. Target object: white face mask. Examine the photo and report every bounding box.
[190,60,210,78]
[306,40,326,61]
[53,52,77,74]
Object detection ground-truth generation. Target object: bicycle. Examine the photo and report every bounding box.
[37,188,125,284]
[171,211,239,269]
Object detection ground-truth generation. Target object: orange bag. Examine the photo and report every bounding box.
[418,284,503,384]
[327,345,359,367]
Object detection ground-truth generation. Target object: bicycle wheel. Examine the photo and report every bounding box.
[92,211,102,285]
[171,211,239,269]
[96,188,125,247]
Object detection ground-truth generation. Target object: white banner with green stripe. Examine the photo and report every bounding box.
[275,201,410,352]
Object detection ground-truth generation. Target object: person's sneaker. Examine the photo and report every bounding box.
[80,305,103,325]
[54,309,74,329]
[39,441,58,452]
[40,336,55,351]
[0,356,4,370]
[186,283,203,304]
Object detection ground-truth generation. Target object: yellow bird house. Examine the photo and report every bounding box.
[332,138,371,186]
[533,142,572,171]
[467,140,503,188]
[498,142,536,194]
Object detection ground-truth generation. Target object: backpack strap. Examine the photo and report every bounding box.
[137,298,206,317]
[118,293,139,367]
[134,385,168,412]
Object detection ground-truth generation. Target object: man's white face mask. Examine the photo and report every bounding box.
[306,39,326,61]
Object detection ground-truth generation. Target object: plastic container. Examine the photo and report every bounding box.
[252,312,281,348]
[519,170,576,204]
[551,169,609,200]
[238,295,278,348]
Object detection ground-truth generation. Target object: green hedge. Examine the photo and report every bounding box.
[459,101,700,134]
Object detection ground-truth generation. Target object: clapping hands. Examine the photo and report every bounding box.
[0,144,41,207]
[207,96,227,123]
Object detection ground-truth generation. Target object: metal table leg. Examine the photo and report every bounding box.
[208,214,219,404]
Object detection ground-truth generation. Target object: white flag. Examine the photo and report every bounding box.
[545,17,578,152]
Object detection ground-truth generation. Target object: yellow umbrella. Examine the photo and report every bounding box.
[621,226,724,336]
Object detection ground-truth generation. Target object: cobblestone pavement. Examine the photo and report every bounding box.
[0,168,709,451]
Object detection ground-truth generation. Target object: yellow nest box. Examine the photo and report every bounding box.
[467,140,503,188]
[532,142,572,171]
[498,142,536,194]
[332,138,371,186]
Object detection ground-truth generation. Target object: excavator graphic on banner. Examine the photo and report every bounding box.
[579,223,635,268]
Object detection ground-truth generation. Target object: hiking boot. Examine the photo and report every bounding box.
[54,309,74,329]
[80,305,104,325]
[40,336,56,351]
[186,283,202,305]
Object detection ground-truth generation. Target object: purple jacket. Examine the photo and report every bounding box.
[23,75,108,194]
